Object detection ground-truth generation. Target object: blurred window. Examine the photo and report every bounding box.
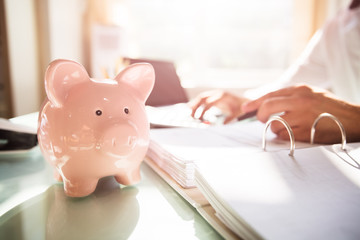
[118,0,293,88]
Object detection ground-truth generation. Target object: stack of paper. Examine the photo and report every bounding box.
[147,121,270,188]
[147,121,311,188]
[147,119,360,239]
[195,143,360,240]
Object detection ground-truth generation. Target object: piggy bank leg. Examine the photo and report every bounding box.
[114,166,141,185]
[63,178,99,197]
[53,170,63,181]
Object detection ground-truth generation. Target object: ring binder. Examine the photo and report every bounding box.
[310,113,347,150]
[147,113,360,240]
[262,115,295,156]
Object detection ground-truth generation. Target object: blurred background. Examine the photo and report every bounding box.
[0,0,349,118]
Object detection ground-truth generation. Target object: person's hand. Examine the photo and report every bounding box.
[188,90,249,124]
[242,85,360,143]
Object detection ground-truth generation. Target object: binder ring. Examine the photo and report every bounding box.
[262,116,295,156]
[310,113,346,150]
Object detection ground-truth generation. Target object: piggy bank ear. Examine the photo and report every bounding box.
[114,63,155,103]
[45,59,89,107]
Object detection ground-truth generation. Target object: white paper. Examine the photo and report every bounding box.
[195,143,360,240]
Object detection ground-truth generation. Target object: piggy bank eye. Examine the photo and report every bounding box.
[124,107,129,114]
[95,110,102,116]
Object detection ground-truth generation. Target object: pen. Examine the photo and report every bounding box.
[237,110,258,121]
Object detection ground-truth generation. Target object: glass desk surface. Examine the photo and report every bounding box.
[0,146,223,240]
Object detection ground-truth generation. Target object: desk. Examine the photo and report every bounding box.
[0,114,223,240]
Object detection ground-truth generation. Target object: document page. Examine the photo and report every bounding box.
[195,143,360,240]
[148,120,314,188]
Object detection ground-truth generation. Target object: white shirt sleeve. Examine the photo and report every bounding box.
[245,8,360,103]
[243,30,330,99]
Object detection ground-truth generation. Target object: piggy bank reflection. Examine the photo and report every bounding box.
[46,178,139,240]
[38,59,155,197]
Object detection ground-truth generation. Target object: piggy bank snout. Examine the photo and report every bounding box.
[100,124,139,156]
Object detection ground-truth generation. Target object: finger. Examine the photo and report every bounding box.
[292,127,311,142]
[242,86,298,113]
[188,97,207,118]
[198,102,215,120]
[270,115,313,142]
[223,113,238,124]
[256,96,305,122]
[275,127,292,141]
[270,120,287,135]
[275,126,311,142]
[269,112,298,134]
[188,91,220,117]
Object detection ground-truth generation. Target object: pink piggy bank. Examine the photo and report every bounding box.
[38,59,155,197]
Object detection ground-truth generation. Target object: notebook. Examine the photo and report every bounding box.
[125,57,224,128]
